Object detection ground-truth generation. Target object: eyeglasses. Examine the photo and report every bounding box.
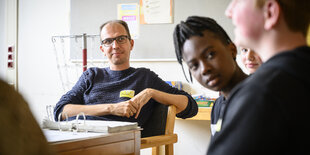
[101,35,130,47]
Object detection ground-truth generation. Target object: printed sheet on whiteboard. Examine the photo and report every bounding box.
[140,0,173,24]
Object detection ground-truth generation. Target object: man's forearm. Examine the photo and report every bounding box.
[148,89,188,114]
[61,104,113,120]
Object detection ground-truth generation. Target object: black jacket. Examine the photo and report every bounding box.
[207,46,310,155]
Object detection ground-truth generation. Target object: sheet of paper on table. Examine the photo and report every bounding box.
[43,129,108,143]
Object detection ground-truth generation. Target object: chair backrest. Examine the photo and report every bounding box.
[141,103,168,138]
[164,105,176,135]
[140,105,177,155]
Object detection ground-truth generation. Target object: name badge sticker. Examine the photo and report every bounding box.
[120,90,135,98]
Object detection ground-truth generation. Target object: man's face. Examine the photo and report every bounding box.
[100,23,133,67]
[182,30,237,92]
[225,0,265,49]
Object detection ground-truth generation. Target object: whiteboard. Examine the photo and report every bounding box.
[70,0,234,61]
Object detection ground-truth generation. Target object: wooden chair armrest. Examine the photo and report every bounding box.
[165,105,176,135]
[140,134,178,149]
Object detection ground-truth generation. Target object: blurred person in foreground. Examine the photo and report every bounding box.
[0,79,53,154]
[207,0,310,154]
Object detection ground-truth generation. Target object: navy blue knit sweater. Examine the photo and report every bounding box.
[54,67,198,126]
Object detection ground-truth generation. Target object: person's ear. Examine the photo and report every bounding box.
[129,39,134,51]
[100,45,107,56]
[263,0,280,30]
[228,43,237,60]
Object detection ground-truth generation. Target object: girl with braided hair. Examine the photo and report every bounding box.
[173,16,247,136]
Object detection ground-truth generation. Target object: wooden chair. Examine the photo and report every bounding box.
[140,105,177,155]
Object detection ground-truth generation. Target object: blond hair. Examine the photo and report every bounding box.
[256,0,310,36]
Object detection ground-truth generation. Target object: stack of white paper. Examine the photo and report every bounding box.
[42,118,138,133]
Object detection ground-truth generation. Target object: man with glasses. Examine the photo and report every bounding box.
[54,20,198,137]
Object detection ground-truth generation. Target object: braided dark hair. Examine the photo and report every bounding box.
[173,16,233,82]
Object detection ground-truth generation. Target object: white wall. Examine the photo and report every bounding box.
[17,0,243,155]
[0,0,6,79]
[18,0,70,122]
